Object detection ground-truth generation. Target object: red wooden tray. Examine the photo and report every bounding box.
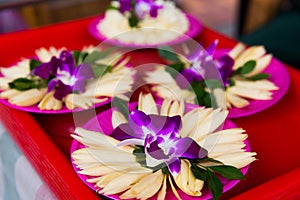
[1,17,300,199]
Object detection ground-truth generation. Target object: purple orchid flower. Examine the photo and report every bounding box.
[119,0,132,13]
[33,51,95,100]
[177,40,235,88]
[111,110,207,175]
[135,0,162,18]
[217,55,234,86]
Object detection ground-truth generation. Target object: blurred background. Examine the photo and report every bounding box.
[0,0,299,67]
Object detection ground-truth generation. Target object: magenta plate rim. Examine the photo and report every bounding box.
[214,49,290,118]
[88,13,202,48]
[0,97,111,114]
[70,105,250,200]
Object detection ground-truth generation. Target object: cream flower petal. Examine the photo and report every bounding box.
[112,110,128,129]
[160,99,185,117]
[180,107,207,138]
[174,159,203,196]
[212,152,257,169]
[168,175,182,200]
[145,67,195,103]
[0,77,11,90]
[228,85,273,100]
[213,88,228,110]
[8,88,47,106]
[120,170,165,200]
[138,92,158,115]
[78,165,115,177]
[226,91,250,108]
[84,62,135,98]
[73,128,132,152]
[65,93,108,110]
[0,89,21,99]
[101,172,151,195]
[0,59,30,79]
[38,91,63,110]
[95,172,123,188]
[200,128,248,147]
[234,79,279,90]
[245,54,272,77]
[185,108,228,142]
[232,45,267,70]
[35,46,65,62]
[228,42,246,59]
[157,175,167,200]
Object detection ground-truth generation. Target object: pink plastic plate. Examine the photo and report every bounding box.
[88,13,202,48]
[214,49,290,118]
[71,105,251,199]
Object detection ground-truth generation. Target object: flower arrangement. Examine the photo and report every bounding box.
[97,0,189,45]
[145,42,278,110]
[71,93,256,199]
[0,46,135,111]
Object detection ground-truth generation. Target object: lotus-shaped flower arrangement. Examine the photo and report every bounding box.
[98,0,189,45]
[145,42,278,110]
[0,46,135,111]
[71,93,256,199]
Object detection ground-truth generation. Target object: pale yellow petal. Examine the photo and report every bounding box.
[233,45,267,70]
[226,90,250,108]
[101,172,150,195]
[112,110,127,129]
[234,79,278,90]
[0,77,12,90]
[174,159,203,196]
[0,89,21,99]
[8,88,47,106]
[212,152,257,169]
[228,86,273,100]
[138,93,158,115]
[157,175,167,200]
[228,43,246,59]
[245,54,272,77]
[120,171,164,200]
[213,88,227,110]
[38,91,63,110]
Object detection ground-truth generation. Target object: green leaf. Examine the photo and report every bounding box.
[229,78,235,86]
[209,165,246,180]
[83,50,112,64]
[8,78,47,91]
[207,170,223,200]
[191,80,205,104]
[158,46,180,62]
[73,50,89,65]
[128,13,139,28]
[205,79,223,89]
[108,5,119,10]
[112,97,129,119]
[168,62,184,72]
[203,93,213,108]
[29,59,41,71]
[92,64,112,77]
[161,166,170,175]
[165,62,184,78]
[247,73,270,81]
[133,147,147,167]
[191,164,208,181]
[196,157,223,164]
[240,60,256,75]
